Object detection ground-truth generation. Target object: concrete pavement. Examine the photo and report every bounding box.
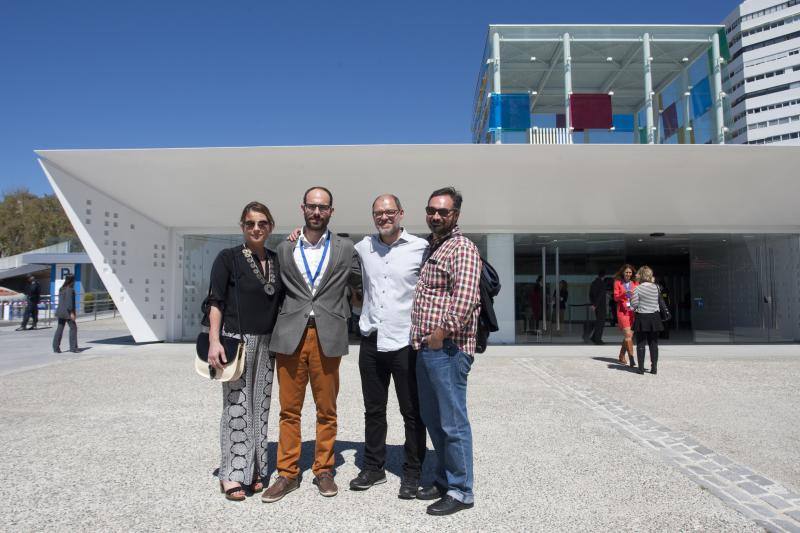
[1,334,799,531]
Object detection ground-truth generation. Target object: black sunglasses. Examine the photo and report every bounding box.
[425,207,458,217]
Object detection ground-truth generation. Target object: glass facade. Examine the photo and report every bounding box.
[181,232,800,344]
[513,233,800,344]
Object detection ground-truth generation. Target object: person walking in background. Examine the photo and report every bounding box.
[552,280,568,333]
[349,194,428,500]
[586,271,606,345]
[206,201,285,501]
[52,274,78,353]
[411,187,481,516]
[613,264,638,367]
[263,186,359,503]
[16,275,41,331]
[631,265,663,375]
[528,276,543,332]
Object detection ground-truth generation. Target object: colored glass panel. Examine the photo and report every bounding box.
[489,93,531,131]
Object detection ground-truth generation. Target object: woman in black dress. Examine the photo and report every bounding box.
[206,201,285,501]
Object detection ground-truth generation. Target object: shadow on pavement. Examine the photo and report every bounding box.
[240,440,436,482]
[88,335,137,345]
[591,356,640,373]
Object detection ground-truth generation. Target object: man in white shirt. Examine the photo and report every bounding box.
[348,194,429,500]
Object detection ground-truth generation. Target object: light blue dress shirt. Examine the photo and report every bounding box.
[354,228,428,352]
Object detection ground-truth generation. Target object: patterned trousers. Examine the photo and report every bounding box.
[218,333,275,485]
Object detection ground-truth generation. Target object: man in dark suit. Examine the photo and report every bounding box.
[587,270,607,345]
[263,186,359,503]
[17,275,42,331]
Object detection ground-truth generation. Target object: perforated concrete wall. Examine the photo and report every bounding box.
[40,160,171,342]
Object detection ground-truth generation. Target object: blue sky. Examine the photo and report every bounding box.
[0,0,736,196]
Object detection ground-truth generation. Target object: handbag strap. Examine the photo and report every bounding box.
[230,249,244,342]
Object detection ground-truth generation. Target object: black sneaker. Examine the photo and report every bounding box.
[398,476,420,500]
[416,484,444,501]
[349,469,386,491]
[426,495,474,516]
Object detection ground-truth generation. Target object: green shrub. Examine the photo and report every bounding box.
[83,292,95,313]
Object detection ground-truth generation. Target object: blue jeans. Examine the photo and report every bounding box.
[416,339,474,504]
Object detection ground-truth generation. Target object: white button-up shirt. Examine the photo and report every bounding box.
[293,229,332,316]
[355,229,428,351]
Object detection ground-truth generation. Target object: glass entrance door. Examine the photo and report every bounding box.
[514,234,626,343]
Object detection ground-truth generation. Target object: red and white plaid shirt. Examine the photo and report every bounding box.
[410,226,482,355]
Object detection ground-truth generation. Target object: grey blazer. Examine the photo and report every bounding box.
[269,232,360,357]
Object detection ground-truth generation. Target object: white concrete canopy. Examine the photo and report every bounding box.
[37,144,800,235]
[36,143,800,343]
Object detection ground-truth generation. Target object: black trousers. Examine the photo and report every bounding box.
[636,331,659,369]
[585,308,605,343]
[358,334,426,478]
[21,301,39,328]
[53,319,78,351]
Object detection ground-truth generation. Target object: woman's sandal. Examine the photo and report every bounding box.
[250,477,264,494]
[219,481,246,502]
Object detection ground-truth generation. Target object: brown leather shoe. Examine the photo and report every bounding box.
[313,472,338,497]
[261,476,300,503]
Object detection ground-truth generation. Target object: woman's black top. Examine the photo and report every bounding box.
[206,246,284,335]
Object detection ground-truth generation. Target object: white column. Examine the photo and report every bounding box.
[711,32,726,144]
[487,233,515,344]
[643,33,655,144]
[563,32,573,141]
[681,66,691,142]
[493,32,502,145]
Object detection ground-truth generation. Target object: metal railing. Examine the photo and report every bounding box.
[0,291,117,325]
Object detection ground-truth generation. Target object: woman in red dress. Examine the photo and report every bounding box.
[613,264,638,367]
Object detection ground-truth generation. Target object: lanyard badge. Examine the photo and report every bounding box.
[300,233,331,290]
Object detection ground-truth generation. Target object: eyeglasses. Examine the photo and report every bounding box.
[425,207,458,217]
[243,220,271,230]
[372,209,400,219]
[303,203,332,213]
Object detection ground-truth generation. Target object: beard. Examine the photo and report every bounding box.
[305,214,328,231]
[428,219,452,237]
[377,224,399,237]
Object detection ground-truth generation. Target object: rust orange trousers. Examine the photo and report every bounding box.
[275,326,341,479]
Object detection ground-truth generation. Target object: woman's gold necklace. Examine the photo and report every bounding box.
[242,244,276,295]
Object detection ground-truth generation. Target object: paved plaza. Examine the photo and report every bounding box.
[1,319,799,532]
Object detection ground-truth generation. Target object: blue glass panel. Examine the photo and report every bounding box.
[691,78,712,118]
[612,114,634,132]
[489,93,531,131]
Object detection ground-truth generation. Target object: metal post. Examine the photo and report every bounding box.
[492,31,502,145]
[563,32,573,142]
[555,246,560,332]
[711,32,726,144]
[643,33,655,144]
[681,66,691,142]
[94,291,98,321]
[541,246,547,332]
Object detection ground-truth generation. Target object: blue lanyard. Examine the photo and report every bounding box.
[299,233,330,290]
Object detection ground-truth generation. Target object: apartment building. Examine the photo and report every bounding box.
[725,0,800,144]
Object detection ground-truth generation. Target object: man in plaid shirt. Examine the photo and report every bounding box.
[410,186,481,516]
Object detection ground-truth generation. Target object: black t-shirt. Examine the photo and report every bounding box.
[206,246,284,335]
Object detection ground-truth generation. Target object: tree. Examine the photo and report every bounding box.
[0,189,77,257]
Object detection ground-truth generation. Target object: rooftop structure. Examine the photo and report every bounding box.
[472,25,732,145]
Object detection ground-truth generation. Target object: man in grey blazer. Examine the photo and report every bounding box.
[263,186,359,503]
